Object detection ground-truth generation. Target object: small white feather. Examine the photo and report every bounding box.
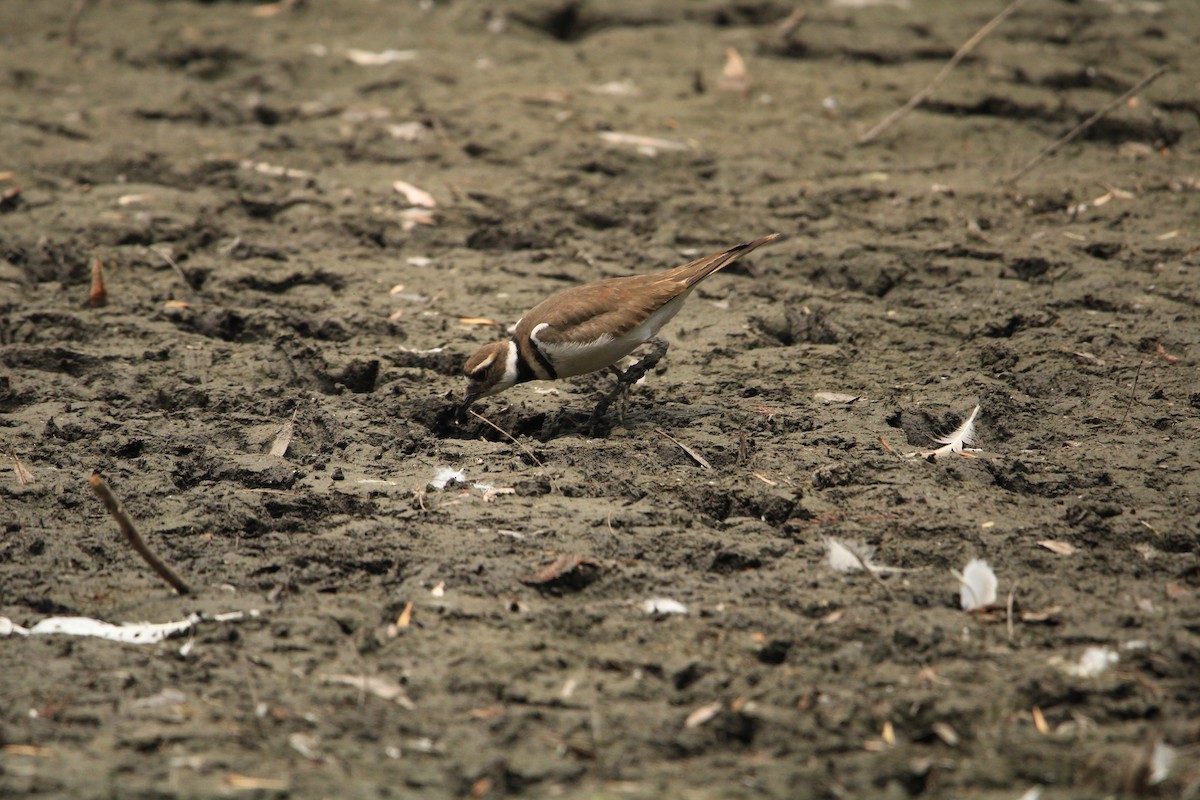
[430,467,465,490]
[1150,740,1177,785]
[642,598,688,615]
[935,404,979,452]
[1063,645,1118,678]
[827,538,872,572]
[826,537,897,573]
[959,558,997,611]
[905,404,982,459]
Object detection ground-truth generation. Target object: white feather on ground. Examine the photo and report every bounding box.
[905,405,981,459]
[642,598,688,615]
[958,558,998,610]
[1062,645,1119,678]
[430,467,465,490]
[827,538,891,573]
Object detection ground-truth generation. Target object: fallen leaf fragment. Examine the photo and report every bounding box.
[288,732,322,761]
[480,486,515,503]
[117,193,152,206]
[819,608,845,625]
[1154,342,1180,363]
[1038,540,1075,555]
[253,0,298,17]
[224,773,288,790]
[387,121,428,141]
[346,48,417,66]
[1070,350,1105,366]
[0,189,22,219]
[467,705,505,720]
[240,160,311,180]
[520,554,601,589]
[1165,582,1191,599]
[396,601,413,628]
[269,413,295,458]
[320,674,416,709]
[458,317,498,326]
[716,47,751,95]
[3,744,53,757]
[813,391,860,404]
[1032,706,1049,734]
[392,180,437,208]
[598,131,690,156]
[587,80,639,97]
[1019,605,1062,623]
[684,701,722,729]
[931,721,958,746]
[400,208,436,230]
[88,257,107,308]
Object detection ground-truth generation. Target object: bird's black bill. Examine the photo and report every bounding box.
[456,395,478,423]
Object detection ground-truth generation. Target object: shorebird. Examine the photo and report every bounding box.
[460,233,779,423]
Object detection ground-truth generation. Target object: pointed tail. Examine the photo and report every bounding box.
[671,232,781,287]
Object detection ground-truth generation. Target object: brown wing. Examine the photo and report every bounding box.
[514,276,686,345]
[514,233,781,345]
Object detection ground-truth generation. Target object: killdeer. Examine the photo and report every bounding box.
[461,233,780,420]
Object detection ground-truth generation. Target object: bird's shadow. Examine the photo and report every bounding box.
[421,397,651,443]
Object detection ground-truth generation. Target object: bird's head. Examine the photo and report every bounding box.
[460,340,518,416]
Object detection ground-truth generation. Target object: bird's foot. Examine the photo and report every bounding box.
[586,337,669,434]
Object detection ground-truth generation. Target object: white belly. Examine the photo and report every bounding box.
[535,292,688,378]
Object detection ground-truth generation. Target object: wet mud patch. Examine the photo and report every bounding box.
[2,0,1199,798]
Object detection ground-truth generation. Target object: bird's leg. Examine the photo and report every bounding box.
[588,337,669,428]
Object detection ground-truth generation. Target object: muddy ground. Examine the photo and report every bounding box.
[1,0,1198,797]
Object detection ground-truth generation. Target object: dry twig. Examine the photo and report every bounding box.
[150,246,199,297]
[9,448,34,486]
[468,410,558,493]
[1119,358,1145,431]
[858,0,1030,145]
[89,472,191,595]
[1005,65,1169,184]
[848,545,894,598]
[66,0,93,48]
[654,428,712,471]
[1006,582,1017,642]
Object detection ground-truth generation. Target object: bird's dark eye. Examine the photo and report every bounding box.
[465,353,497,377]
